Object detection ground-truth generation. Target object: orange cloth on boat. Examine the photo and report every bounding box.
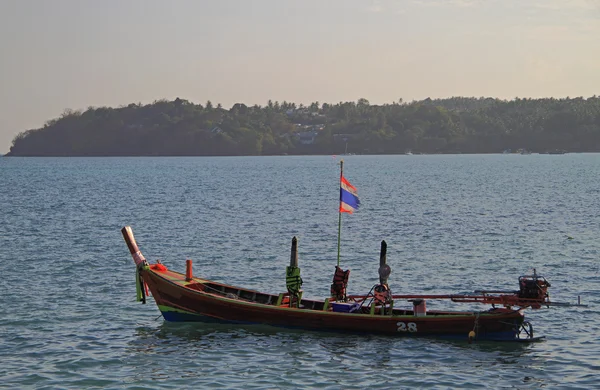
[151,263,168,271]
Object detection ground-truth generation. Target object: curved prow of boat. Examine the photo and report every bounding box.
[121,226,147,267]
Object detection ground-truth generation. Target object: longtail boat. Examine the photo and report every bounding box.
[120,226,582,343]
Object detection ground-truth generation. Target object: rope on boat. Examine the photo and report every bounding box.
[469,312,480,343]
[356,285,377,309]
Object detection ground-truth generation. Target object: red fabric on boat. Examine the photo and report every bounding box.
[151,263,168,272]
[331,266,350,300]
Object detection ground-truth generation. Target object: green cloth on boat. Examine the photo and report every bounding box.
[135,267,143,302]
[286,266,303,295]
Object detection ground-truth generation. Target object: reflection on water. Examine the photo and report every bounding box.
[132,321,539,366]
[120,315,561,388]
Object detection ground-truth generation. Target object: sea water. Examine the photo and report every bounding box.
[1,154,599,389]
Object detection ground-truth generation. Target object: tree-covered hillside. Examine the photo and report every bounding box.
[6,96,600,156]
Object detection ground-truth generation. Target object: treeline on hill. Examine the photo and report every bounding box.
[6,96,600,156]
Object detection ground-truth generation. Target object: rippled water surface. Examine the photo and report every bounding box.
[1,155,599,389]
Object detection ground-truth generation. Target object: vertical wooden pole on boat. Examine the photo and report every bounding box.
[185,259,193,281]
[290,236,298,267]
[287,236,302,307]
[337,160,344,267]
[379,240,388,285]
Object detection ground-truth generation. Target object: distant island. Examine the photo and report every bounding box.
[5,96,600,156]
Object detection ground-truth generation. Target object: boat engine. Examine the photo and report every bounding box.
[518,269,550,308]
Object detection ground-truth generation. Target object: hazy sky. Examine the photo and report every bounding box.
[1,0,599,153]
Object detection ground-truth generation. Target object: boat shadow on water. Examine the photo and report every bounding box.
[131,321,541,356]
[127,322,545,383]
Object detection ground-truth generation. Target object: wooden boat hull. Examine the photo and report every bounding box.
[140,265,527,342]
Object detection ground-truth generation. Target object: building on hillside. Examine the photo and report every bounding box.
[296,131,319,145]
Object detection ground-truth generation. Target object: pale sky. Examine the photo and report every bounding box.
[1,0,599,154]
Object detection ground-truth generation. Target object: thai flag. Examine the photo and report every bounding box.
[340,176,360,213]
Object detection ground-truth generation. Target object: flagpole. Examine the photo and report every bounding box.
[337,159,343,268]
